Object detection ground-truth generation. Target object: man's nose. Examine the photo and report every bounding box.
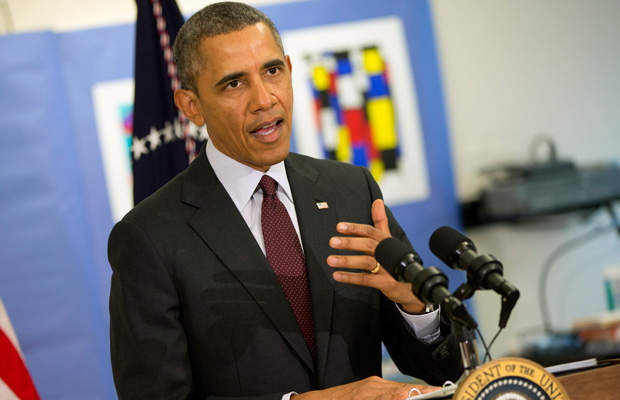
[250,80,276,112]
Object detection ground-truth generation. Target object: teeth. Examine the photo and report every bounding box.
[261,121,277,129]
[253,121,278,135]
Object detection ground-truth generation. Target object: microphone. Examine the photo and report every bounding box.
[429,226,519,328]
[375,237,477,329]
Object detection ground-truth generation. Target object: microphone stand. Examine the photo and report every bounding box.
[452,282,482,375]
[454,320,481,375]
[450,278,519,375]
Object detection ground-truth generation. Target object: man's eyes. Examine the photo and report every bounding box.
[267,67,280,75]
[226,80,241,89]
[223,68,281,90]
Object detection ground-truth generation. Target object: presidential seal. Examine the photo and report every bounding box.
[453,357,570,400]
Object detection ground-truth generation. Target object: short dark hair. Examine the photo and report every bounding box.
[173,1,284,94]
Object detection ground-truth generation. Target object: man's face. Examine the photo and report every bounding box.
[190,23,293,172]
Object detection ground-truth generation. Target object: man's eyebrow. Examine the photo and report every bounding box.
[213,59,285,88]
[263,59,285,70]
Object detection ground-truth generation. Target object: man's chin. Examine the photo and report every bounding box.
[238,148,289,171]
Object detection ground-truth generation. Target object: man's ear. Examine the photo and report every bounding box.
[174,89,205,126]
[285,55,292,74]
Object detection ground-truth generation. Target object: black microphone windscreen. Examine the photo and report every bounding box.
[374,237,418,277]
[429,226,471,267]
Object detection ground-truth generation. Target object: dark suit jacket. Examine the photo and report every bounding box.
[108,146,462,399]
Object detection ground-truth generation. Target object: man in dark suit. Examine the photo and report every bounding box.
[108,2,463,399]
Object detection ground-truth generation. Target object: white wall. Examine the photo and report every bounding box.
[4,0,619,362]
[431,0,620,201]
[0,0,302,33]
[431,0,620,359]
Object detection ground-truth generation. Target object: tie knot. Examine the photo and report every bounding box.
[259,175,278,197]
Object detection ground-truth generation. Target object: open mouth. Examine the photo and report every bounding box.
[251,119,283,136]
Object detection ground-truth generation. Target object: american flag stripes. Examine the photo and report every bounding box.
[0,298,40,400]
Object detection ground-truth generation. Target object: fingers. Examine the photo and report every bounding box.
[408,384,440,397]
[328,199,420,304]
[332,270,396,292]
[327,254,378,271]
[299,376,438,400]
[330,199,391,253]
[335,221,389,242]
[329,234,381,256]
[371,199,391,235]
[331,261,421,307]
[332,266,412,301]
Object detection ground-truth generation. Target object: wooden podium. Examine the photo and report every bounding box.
[556,361,620,400]
[437,358,620,400]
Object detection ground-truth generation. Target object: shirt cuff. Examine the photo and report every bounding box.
[282,391,298,399]
[397,304,442,343]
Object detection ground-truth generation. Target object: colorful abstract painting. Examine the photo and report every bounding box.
[284,17,429,205]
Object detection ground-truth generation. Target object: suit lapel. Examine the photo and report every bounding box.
[285,154,338,383]
[181,148,315,371]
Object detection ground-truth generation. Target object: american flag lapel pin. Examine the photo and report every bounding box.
[316,201,329,210]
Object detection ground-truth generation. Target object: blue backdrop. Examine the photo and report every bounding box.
[0,1,463,398]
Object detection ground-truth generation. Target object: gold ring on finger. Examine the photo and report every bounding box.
[371,262,381,274]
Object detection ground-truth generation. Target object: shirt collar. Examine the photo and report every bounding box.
[206,140,293,211]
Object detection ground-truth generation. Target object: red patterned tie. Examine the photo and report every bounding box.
[259,175,316,357]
